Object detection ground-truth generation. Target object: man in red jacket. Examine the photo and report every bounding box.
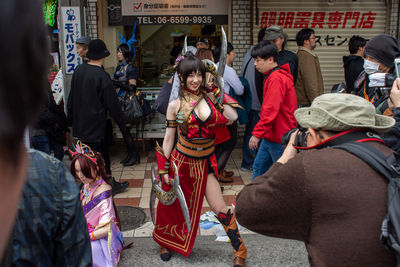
[249,40,298,180]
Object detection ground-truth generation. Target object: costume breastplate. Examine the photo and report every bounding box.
[177,90,203,137]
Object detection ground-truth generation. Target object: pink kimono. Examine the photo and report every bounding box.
[81,178,124,266]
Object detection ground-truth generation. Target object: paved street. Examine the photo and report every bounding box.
[102,140,309,266]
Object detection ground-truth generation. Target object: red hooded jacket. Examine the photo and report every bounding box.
[252,63,298,143]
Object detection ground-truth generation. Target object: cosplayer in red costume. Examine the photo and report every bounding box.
[153,55,247,267]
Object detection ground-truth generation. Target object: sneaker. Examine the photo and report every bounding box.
[240,167,252,172]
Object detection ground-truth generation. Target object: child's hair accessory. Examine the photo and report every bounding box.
[69,140,97,164]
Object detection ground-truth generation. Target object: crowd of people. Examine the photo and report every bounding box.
[2,0,400,266]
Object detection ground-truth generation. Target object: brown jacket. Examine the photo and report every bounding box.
[295,47,323,106]
[236,140,396,267]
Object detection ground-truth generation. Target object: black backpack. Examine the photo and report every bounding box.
[333,141,400,265]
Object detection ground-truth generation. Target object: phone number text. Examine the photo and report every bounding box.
[137,15,213,25]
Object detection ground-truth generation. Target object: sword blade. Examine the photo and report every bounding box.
[149,188,156,225]
[172,162,191,232]
[183,36,188,55]
[217,26,227,104]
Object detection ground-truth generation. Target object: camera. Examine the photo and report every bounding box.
[281,127,309,147]
[370,57,400,100]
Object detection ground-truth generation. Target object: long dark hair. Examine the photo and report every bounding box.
[176,55,206,87]
[117,43,133,63]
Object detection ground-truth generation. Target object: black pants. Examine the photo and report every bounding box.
[119,124,138,154]
[215,121,238,173]
[84,141,111,175]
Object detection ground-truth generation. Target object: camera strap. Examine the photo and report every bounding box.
[294,129,384,150]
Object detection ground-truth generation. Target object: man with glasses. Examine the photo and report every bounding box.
[295,28,323,107]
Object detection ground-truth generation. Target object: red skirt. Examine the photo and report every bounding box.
[153,148,219,257]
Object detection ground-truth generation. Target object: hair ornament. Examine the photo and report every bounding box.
[69,140,97,164]
[119,21,138,60]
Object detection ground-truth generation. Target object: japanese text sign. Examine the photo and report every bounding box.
[259,11,376,29]
[109,0,228,25]
[61,7,81,74]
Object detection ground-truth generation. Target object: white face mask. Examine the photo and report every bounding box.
[363,59,381,75]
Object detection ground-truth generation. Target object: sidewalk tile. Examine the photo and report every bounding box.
[114,188,142,198]
[114,198,140,207]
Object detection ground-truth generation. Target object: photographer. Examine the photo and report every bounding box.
[383,78,400,153]
[236,93,396,266]
[353,34,400,110]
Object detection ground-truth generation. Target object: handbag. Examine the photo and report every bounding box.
[119,92,143,123]
[137,91,153,116]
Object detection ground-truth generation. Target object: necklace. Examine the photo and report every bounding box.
[82,176,101,203]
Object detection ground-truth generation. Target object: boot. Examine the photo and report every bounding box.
[217,210,247,267]
[107,176,129,196]
[120,152,130,164]
[123,152,140,166]
[219,172,233,183]
[159,245,171,262]
[223,169,234,178]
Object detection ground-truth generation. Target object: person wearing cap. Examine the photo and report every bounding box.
[195,37,210,50]
[76,36,91,62]
[353,34,400,111]
[67,39,130,195]
[295,28,324,107]
[263,26,298,84]
[236,93,396,266]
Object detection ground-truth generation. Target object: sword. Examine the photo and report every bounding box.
[150,162,191,232]
[216,26,227,105]
[183,36,188,55]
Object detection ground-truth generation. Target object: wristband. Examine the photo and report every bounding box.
[90,232,96,240]
[155,141,169,175]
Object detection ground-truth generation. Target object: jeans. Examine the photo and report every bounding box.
[241,110,260,170]
[252,138,284,180]
[32,134,64,161]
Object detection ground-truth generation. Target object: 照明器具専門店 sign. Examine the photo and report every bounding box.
[107,0,229,25]
[61,6,82,74]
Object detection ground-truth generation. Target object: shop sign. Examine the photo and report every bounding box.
[259,11,376,29]
[61,7,82,74]
[259,11,377,47]
[107,0,229,25]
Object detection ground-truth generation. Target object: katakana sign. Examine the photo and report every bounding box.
[61,7,81,74]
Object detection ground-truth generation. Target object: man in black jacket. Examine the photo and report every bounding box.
[343,35,366,92]
[68,39,129,194]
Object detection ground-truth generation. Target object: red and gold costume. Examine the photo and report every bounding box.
[153,87,229,257]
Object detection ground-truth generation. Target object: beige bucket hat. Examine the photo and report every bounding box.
[294,93,395,134]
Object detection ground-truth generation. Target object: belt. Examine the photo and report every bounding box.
[176,135,215,159]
